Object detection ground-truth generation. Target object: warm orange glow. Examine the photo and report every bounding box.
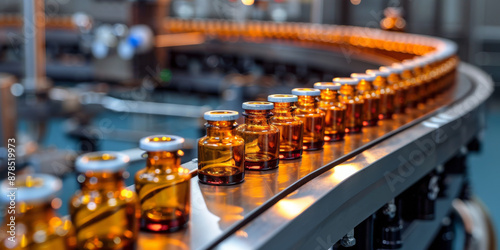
[330,164,359,182]
[155,32,206,48]
[350,0,361,5]
[276,196,315,219]
[242,0,254,6]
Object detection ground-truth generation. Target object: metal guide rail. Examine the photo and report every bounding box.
[133,64,493,249]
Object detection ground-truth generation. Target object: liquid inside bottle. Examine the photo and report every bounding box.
[0,174,75,250]
[291,88,325,150]
[268,94,304,160]
[367,69,395,120]
[135,135,191,232]
[313,82,346,141]
[334,78,364,134]
[236,102,280,170]
[351,73,380,127]
[71,152,139,250]
[198,110,245,185]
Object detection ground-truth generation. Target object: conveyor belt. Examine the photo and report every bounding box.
[134,63,493,249]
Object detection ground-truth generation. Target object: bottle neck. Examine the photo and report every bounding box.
[206,120,237,137]
[339,84,356,99]
[272,102,295,118]
[243,109,272,125]
[356,79,373,94]
[387,73,402,85]
[297,95,318,110]
[146,151,182,171]
[373,76,388,89]
[319,89,340,103]
[79,171,126,192]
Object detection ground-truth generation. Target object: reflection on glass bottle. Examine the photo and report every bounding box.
[351,73,380,127]
[70,152,139,250]
[334,78,364,134]
[198,110,245,185]
[135,135,191,232]
[0,174,75,249]
[236,102,280,170]
[292,88,325,150]
[313,82,346,142]
[268,94,304,160]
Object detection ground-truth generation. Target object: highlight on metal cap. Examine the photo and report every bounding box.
[140,135,185,152]
[268,94,298,103]
[75,151,130,173]
[366,69,390,77]
[242,101,274,110]
[291,88,321,96]
[204,110,239,121]
[313,82,342,90]
[0,174,62,204]
[350,73,376,81]
[390,63,406,73]
[332,77,359,86]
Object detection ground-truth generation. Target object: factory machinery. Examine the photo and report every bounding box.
[0,5,496,250]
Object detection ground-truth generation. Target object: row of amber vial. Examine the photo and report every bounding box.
[0,54,457,250]
[197,54,457,186]
[0,140,192,250]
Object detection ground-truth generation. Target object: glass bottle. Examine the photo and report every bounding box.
[366,69,395,120]
[135,135,191,232]
[268,94,304,160]
[71,152,139,250]
[236,102,280,170]
[198,110,245,185]
[393,63,417,109]
[0,174,75,250]
[313,82,346,141]
[334,78,364,134]
[381,66,406,114]
[402,61,423,108]
[291,88,325,150]
[351,73,380,127]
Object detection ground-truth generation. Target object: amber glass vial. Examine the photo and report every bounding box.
[236,102,280,170]
[0,174,74,250]
[381,66,406,114]
[351,73,380,127]
[334,78,364,134]
[198,110,245,185]
[313,82,346,141]
[366,69,395,120]
[393,63,417,109]
[71,152,138,250]
[268,94,304,160]
[292,88,325,150]
[135,135,190,232]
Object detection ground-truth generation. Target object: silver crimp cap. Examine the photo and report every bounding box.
[1,174,62,203]
[75,151,130,173]
[268,94,298,103]
[140,135,185,152]
[291,88,321,96]
[313,82,342,90]
[333,77,359,86]
[350,73,376,81]
[242,101,274,110]
[204,110,239,121]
